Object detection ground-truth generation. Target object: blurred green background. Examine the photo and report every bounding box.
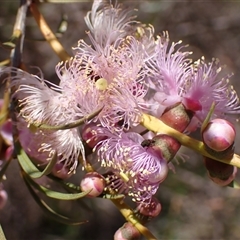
[1,1,240,239]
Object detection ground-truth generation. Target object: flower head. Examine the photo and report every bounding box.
[67,37,149,132]
[148,33,240,130]
[5,68,86,174]
[95,130,168,203]
[18,119,83,174]
[84,0,137,52]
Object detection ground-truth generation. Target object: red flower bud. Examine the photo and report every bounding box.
[202,119,235,152]
[81,123,107,148]
[160,103,193,132]
[136,197,161,218]
[80,172,106,197]
[114,222,140,240]
[204,157,237,186]
[151,134,181,162]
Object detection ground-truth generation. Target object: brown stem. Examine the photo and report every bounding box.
[30,3,70,61]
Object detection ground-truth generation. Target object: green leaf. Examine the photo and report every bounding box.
[39,151,58,176]
[22,174,88,225]
[0,59,10,67]
[102,193,125,200]
[32,107,103,130]
[15,142,58,179]
[201,102,215,133]
[23,172,90,200]
[61,181,81,192]
[2,41,15,49]
[228,180,240,189]
[0,224,6,240]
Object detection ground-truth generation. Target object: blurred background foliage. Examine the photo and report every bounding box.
[1,1,240,239]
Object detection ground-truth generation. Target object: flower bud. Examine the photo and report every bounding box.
[202,119,235,152]
[114,222,141,240]
[81,123,107,148]
[160,103,193,132]
[141,138,169,182]
[136,197,161,218]
[80,172,106,197]
[0,190,8,210]
[204,157,237,186]
[207,167,237,186]
[182,97,202,112]
[151,134,181,162]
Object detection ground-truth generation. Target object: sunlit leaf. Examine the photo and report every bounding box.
[2,42,15,50]
[102,193,125,200]
[0,224,6,240]
[228,180,240,189]
[0,59,10,67]
[56,14,68,38]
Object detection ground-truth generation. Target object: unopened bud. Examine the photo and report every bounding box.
[204,157,237,186]
[114,222,140,240]
[141,138,169,183]
[80,172,106,197]
[81,123,107,148]
[136,197,161,218]
[151,134,181,162]
[160,103,193,132]
[202,119,235,152]
[0,190,8,210]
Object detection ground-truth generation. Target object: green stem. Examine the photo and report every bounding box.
[111,199,157,240]
[0,225,6,240]
[141,113,240,168]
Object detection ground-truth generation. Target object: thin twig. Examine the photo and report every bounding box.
[10,0,31,68]
[30,3,70,61]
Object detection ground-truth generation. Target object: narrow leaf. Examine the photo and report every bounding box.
[201,102,215,133]
[15,142,57,178]
[228,180,240,189]
[39,151,58,176]
[22,172,88,225]
[23,172,90,200]
[0,224,6,240]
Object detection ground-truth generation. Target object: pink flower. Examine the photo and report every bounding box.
[62,37,149,131]
[17,118,83,175]
[84,0,137,52]
[186,58,240,122]
[7,68,86,174]
[148,32,240,129]
[95,131,168,203]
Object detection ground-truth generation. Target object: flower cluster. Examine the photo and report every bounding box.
[2,0,240,215]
